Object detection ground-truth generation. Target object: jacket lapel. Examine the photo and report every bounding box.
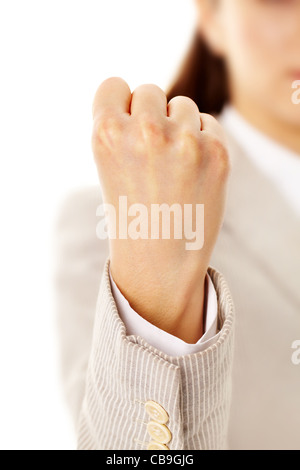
[222,131,300,310]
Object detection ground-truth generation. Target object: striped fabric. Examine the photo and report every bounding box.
[77,260,235,450]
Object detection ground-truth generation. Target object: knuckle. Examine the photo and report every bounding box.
[137,113,165,142]
[134,83,165,97]
[170,96,198,110]
[93,111,123,149]
[173,128,203,167]
[201,112,218,123]
[100,76,129,91]
[216,148,230,176]
[201,113,227,140]
[179,128,200,153]
[102,76,123,86]
[131,115,168,155]
[93,77,130,118]
[205,134,230,175]
[138,112,159,131]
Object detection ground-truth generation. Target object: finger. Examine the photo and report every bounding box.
[168,96,201,133]
[130,84,168,118]
[200,113,226,142]
[92,77,132,119]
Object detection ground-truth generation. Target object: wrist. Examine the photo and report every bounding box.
[110,252,206,343]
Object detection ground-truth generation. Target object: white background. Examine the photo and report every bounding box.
[0,0,195,450]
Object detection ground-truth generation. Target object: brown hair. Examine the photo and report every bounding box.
[167,32,229,115]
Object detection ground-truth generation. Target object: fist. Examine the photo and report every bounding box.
[92,77,229,342]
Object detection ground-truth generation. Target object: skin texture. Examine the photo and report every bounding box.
[92,79,229,343]
[92,0,300,342]
[198,0,300,154]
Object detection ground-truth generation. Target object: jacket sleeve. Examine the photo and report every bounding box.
[77,259,235,450]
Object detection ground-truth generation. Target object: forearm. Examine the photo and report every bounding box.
[77,259,235,450]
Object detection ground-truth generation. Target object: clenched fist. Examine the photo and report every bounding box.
[92,77,229,343]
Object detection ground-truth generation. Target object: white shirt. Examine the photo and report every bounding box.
[110,105,300,357]
[220,106,300,216]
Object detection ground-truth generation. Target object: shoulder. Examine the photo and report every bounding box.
[57,186,103,227]
[55,185,107,259]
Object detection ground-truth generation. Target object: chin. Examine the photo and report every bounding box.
[283,105,300,127]
[272,94,300,128]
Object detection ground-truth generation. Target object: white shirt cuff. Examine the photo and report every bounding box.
[109,269,220,357]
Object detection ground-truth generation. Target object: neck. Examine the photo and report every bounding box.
[231,96,300,156]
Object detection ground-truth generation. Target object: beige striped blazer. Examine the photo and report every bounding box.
[56,130,300,450]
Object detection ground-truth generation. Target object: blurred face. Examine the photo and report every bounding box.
[198,0,300,127]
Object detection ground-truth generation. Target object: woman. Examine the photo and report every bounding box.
[56,0,300,450]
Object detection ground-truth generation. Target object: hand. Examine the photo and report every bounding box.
[92,77,229,343]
